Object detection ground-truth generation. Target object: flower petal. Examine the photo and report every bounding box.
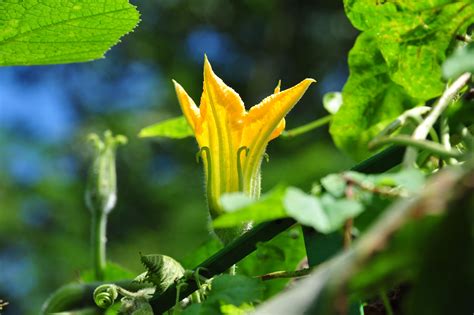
[173,80,200,133]
[269,118,286,141]
[241,78,315,191]
[200,57,247,196]
[243,78,315,146]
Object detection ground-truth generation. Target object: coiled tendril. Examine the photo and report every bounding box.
[93,284,119,309]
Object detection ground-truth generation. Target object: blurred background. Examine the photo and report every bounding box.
[0,0,358,313]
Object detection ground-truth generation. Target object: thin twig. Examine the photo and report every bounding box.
[256,268,312,281]
[404,72,472,167]
[343,184,355,249]
[342,174,406,198]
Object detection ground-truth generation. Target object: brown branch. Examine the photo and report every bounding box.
[256,268,313,281]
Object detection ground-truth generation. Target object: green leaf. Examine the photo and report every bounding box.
[330,32,420,160]
[213,186,287,228]
[320,195,364,229]
[209,275,264,306]
[375,168,426,193]
[322,92,342,114]
[238,227,306,298]
[0,0,140,66]
[334,0,474,159]
[284,188,328,231]
[344,0,474,99]
[138,116,194,139]
[284,188,363,234]
[320,174,347,198]
[220,303,254,315]
[443,43,474,79]
[182,275,263,315]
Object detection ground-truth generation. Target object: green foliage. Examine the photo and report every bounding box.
[0,0,140,66]
[214,169,424,235]
[182,275,264,315]
[253,166,474,315]
[238,227,306,298]
[331,0,474,159]
[443,42,474,78]
[330,32,421,160]
[139,116,194,139]
[137,254,185,294]
[213,186,287,228]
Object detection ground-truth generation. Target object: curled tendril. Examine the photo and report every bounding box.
[93,284,119,309]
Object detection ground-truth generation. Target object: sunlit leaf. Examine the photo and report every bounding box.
[333,0,474,159]
[139,116,194,139]
[0,0,140,65]
[330,33,420,160]
[344,0,474,99]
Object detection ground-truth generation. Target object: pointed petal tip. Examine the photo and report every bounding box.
[172,79,185,92]
[203,55,213,75]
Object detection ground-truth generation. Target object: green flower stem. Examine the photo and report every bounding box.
[91,211,108,281]
[280,115,332,138]
[369,135,463,159]
[404,72,472,167]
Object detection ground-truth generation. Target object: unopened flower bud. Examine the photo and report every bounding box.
[85,131,127,215]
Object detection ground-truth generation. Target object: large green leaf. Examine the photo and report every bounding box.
[344,0,474,99]
[330,33,420,160]
[333,0,474,159]
[0,0,140,66]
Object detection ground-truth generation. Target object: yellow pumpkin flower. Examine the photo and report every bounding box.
[173,57,315,243]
